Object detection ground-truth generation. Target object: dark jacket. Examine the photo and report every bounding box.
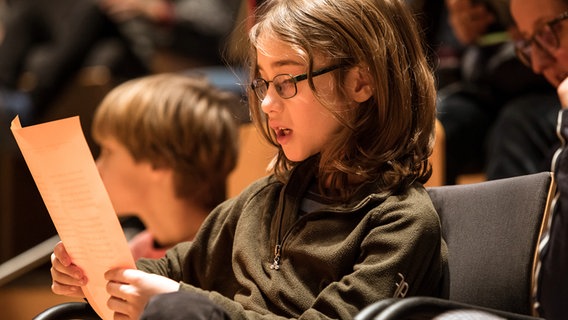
[137,159,448,319]
[535,109,568,320]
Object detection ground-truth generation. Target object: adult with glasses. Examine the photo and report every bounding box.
[423,0,558,184]
[511,1,568,319]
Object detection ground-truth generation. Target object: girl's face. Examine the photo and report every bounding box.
[255,36,344,162]
[511,0,568,87]
[95,137,153,216]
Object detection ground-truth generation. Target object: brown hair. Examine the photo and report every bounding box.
[247,0,437,200]
[92,73,240,210]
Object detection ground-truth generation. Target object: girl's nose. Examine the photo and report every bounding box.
[260,89,282,115]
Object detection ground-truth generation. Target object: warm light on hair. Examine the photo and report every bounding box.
[92,73,241,209]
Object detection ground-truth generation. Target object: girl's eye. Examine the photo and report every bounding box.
[274,77,295,97]
[275,83,286,96]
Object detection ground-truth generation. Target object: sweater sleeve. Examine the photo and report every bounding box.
[136,241,191,280]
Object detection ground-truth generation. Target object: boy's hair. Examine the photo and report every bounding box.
[248,0,437,199]
[92,73,240,210]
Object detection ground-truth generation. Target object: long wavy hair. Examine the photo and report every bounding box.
[247,0,437,201]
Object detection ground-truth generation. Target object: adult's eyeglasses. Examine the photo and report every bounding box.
[250,64,344,101]
[515,11,568,67]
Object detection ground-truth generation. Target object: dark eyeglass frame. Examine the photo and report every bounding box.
[250,64,344,101]
[515,11,568,67]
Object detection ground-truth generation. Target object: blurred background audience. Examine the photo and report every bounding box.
[410,0,560,184]
[0,0,243,128]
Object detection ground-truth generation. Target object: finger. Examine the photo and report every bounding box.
[50,256,86,298]
[112,312,131,320]
[107,295,131,315]
[51,280,86,298]
[51,253,87,283]
[53,241,72,266]
[105,268,142,284]
[51,265,87,287]
[106,280,134,302]
[108,294,144,319]
[104,268,126,283]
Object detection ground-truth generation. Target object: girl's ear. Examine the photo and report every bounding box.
[345,65,374,103]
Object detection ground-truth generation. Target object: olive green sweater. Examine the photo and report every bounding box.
[137,160,447,319]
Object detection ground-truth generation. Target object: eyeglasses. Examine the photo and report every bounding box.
[515,11,568,67]
[250,64,344,101]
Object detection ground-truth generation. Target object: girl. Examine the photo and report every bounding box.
[50,0,447,319]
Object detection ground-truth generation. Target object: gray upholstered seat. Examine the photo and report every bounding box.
[356,172,554,320]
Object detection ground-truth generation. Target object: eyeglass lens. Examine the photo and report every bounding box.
[252,75,297,101]
[516,17,565,66]
[251,64,343,101]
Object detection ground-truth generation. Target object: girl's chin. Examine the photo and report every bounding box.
[282,149,317,162]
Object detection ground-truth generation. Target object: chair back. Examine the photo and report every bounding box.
[227,123,275,198]
[427,172,554,315]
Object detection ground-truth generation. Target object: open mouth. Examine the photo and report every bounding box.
[276,127,292,137]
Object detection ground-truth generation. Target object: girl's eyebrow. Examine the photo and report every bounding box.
[257,59,305,73]
[272,59,304,68]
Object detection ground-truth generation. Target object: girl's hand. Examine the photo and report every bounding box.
[558,77,568,109]
[104,268,180,319]
[50,241,87,298]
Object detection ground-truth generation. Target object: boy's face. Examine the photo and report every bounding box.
[511,0,568,87]
[96,137,154,216]
[254,36,344,162]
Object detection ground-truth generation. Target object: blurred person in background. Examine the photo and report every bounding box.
[441,0,557,184]
[0,0,242,128]
[92,73,241,260]
[511,0,568,318]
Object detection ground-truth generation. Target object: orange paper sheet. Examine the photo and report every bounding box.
[11,116,135,320]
